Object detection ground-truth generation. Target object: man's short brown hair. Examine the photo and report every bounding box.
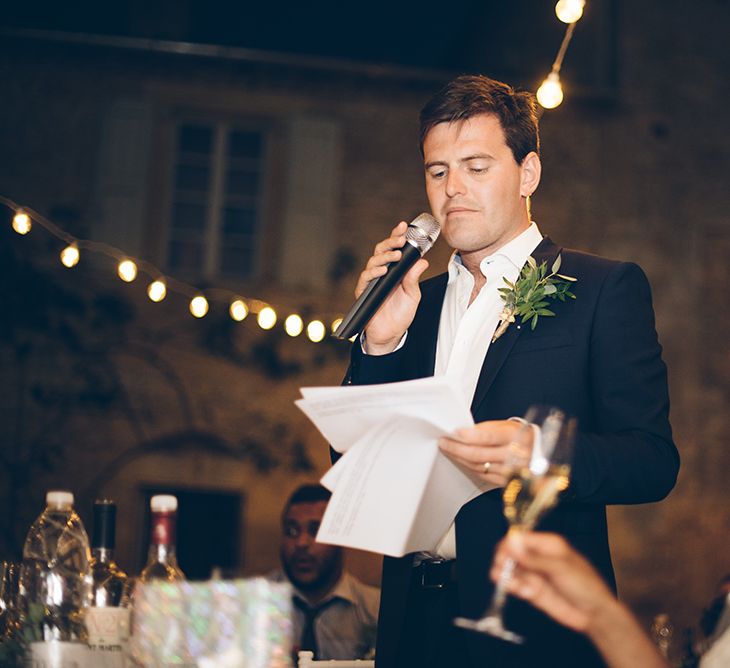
[419,74,540,164]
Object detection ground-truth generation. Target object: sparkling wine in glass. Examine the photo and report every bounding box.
[454,405,577,643]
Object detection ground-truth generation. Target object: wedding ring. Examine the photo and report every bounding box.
[482,461,492,473]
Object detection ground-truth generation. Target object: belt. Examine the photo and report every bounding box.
[412,558,457,589]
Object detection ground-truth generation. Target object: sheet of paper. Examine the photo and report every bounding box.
[297,376,494,557]
[296,376,474,453]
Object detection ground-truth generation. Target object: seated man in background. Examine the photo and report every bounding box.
[272,484,380,660]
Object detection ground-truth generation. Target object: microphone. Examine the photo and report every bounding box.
[333,213,441,340]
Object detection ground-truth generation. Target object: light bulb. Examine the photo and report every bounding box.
[147,280,167,302]
[285,314,304,337]
[12,211,31,235]
[331,317,343,333]
[230,298,249,321]
[555,0,585,23]
[307,320,326,343]
[60,244,80,268]
[118,259,138,282]
[537,72,564,109]
[258,306,277,330]
[190,295,209,318]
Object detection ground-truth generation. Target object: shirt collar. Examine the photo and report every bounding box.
[447,221,543,282]
[291,572,358,607]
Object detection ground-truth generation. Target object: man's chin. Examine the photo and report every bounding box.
[289,570,320,590]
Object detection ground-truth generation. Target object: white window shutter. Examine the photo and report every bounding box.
[279,117,342,290]
[94,99,154,257]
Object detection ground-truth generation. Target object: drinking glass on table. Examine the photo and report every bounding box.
[0,561,20,639]
[454,405,577,644]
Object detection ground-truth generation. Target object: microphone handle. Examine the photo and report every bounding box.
[333,242,422,340]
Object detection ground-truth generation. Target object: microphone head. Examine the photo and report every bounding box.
[406,213,441,256]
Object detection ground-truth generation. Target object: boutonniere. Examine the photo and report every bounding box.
[492,254,577,343]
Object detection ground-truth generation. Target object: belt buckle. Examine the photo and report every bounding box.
[419,558,449,589]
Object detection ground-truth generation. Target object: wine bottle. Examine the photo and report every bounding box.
[87,500,130,663]
[139,495,185,582]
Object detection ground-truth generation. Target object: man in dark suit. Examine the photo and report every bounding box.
[344,75,679,667]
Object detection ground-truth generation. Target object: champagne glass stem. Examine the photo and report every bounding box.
[489,556,516,614]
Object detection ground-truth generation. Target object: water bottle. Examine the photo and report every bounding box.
[18,490,92,666]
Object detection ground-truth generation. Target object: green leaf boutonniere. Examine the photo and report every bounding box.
[492,254,577,343]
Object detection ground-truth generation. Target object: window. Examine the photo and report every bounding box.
[167,121,266,281]
[140,486,244,580]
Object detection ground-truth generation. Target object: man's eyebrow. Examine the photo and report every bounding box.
[424,153,496,169]
[461,153,495,162]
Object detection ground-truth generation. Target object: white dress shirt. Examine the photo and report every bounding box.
[430,222,544,558]
[270,570,380,660]
[362,222,544,560]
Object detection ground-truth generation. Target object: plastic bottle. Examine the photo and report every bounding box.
[18,490,92,666]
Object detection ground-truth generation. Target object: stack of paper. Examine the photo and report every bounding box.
[296,376,493,557]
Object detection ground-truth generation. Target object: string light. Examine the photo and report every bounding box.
[147,279,167,303]
[118,259,138,283]
[285,314,304,337]
[12,210,31,235]
[536,3,582,110]
[306,320,326,343]
[555,0,585,23]
[2,197,350,343]
[230,298,249,322]
[258,307,277,330]
[60,244,80,268]
[537,72,564,109]
[189,295,209,318]
[331,317,343,333]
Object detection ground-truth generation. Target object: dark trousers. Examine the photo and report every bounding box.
[393,572,472,668]
[384,571,607,668]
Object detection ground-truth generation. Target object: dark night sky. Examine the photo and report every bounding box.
[1,0,613,89]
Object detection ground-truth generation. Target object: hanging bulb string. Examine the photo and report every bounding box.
[2,195,76,245]
[2,195,345,338]
[0,195,199,298]
[536,2,585,110]
[551,21,577,76]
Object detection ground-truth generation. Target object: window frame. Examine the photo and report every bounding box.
[163,115,273,283]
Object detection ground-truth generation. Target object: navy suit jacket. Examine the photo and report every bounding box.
[344,237,679,668]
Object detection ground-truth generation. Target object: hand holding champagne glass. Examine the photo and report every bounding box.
[454,405,577,643]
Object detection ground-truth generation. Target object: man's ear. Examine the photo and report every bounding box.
[520,152,542,197]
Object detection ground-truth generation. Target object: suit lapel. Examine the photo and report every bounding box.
[415,273,448,377]
[469,236,563,415]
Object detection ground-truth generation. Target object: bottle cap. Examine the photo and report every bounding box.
[46,490,74,507]
[150,494,178,512]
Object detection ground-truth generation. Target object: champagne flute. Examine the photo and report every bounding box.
[454,405,577,643]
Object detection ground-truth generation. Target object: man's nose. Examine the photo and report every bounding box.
[295,532,315,547]
[445,169,466,197]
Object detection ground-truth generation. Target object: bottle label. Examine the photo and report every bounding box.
[151,511,176,546]
[26,641,91,668]
[86,606,130,645]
